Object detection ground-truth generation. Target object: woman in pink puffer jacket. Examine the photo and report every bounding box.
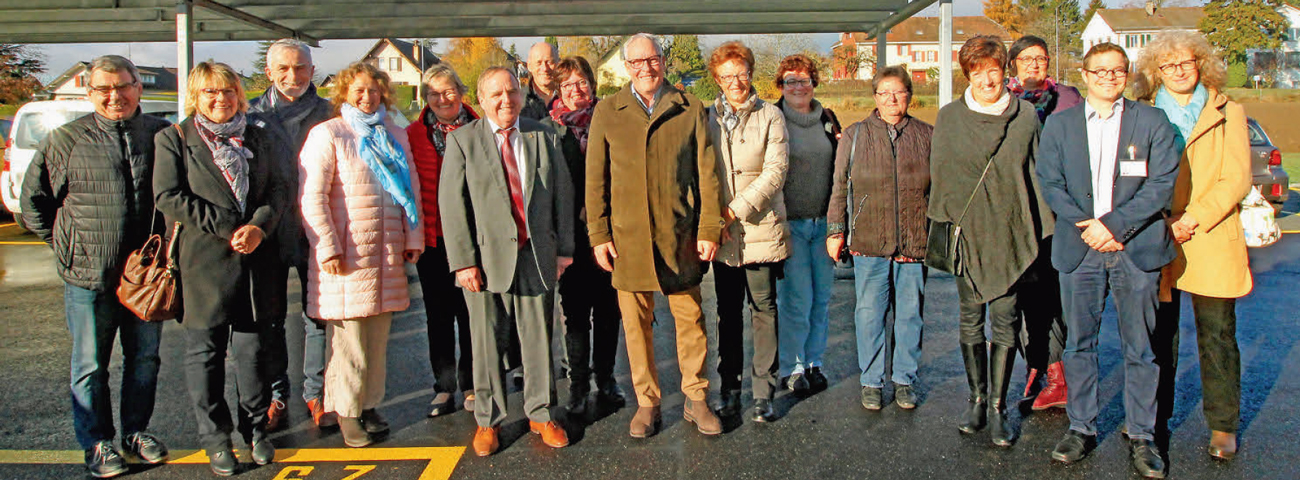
[299,62,423,447]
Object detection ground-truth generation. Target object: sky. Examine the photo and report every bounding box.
[31,0,1134,83]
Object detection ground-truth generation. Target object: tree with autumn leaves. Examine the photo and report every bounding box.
[441,37,511,104]
[0,44,45,105]
[1200,0,1288,64]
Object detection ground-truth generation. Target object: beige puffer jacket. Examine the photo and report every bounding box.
[707,93,791,267]
[299,117,424,320]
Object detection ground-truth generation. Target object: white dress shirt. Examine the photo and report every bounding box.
[1084,98,1124,218]
[485,116,529,233]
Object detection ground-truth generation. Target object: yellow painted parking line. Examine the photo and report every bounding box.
[0,222,16,228]
[0,241,42,245]
[0,447,466,480]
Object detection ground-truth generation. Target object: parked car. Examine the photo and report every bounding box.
[1247,117,1289,214]
[2,100,178,229]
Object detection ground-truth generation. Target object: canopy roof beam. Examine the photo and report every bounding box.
[191,0,319,46]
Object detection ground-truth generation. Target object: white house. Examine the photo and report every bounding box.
[834,16,1010,83]
[360,38,441,87]
[594,36,632,90]
[1081,7,1203,61]
[1248,4,1300,88]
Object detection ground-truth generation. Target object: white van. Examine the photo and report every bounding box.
[2,100,179,228]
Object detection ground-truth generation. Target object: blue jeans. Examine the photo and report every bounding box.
[852,256,926,388]
[1060,249,1161,440]
[65,283,162,449]
[776,218,835,378]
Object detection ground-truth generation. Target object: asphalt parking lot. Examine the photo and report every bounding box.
[1,198,1299,479]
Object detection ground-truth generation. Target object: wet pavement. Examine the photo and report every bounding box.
[1,198,1299,479]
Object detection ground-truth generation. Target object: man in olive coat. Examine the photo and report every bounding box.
[586,33,724,438]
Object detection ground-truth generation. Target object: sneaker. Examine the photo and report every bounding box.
[85,440,127,478]
[860,386,884,411]
[306,397,337,428]
[894,384,917,409]
[785,372,810,394]
[266,398,287,431]
[807,367,829,392]
[121,432,169,464]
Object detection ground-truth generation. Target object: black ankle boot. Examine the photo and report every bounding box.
[988,344,1018,447]
[958,343,988,434]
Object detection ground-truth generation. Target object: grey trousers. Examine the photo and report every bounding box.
[465,243,556,427]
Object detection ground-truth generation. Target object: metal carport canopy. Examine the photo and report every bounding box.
[0,0,953,112]
[0,0,937,44]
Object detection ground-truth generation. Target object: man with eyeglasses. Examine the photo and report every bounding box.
[586,32,724,438]
[1036,42,1180,479]
[21,55,172,478]
[246,38,336,432]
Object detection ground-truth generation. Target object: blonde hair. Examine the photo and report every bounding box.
[184,62,248,117]
[1132,30,1227,101]
[330,61,396,115]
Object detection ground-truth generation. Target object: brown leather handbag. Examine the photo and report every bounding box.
[117,218,182,321]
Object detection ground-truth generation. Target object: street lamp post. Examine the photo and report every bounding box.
[1055,1,1062,81]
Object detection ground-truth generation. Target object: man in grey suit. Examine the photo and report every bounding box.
[438,66,575,457]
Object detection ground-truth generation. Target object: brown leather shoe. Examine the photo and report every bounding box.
[1209,430,1237,461]
[472,426,499,457]
[629,406,662,438]
[683,399,721,435]
[528,421,570,448]
[265,399,287,431]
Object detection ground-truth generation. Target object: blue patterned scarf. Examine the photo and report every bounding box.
[1154,83,1208,152]
[194,112,252,213]
[341,103,419,228]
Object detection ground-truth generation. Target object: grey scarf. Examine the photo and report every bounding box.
[194,113,252,213]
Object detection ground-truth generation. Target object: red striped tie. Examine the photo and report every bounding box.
[497,127,528,247]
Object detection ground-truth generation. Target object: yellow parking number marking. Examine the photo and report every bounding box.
[0,447,464,480]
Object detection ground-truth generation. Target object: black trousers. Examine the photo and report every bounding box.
[715,261,781,400]
[260,258,291,402]
[183,318,270,452]
[1020,244,1066,369]
[956,275,1020,348]
[417,243,474,394]
[1157,291,1240,433]
[559,256,621,391]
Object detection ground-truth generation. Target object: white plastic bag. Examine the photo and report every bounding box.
[1240,186,1281,248]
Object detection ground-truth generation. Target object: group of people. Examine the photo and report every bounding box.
[23,28,1251,480]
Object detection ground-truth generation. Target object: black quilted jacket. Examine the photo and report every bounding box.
[21,110,171,291]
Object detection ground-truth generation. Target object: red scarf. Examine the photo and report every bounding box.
[549,98,597,153]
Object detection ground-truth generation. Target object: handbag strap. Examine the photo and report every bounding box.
[953,111,1014,226]
[160,124,185,269]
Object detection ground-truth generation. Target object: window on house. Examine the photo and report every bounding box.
[140,74,157,87]
[1290,28,1300,41]
[74,75,84,87]
[390,57,402,72]
[928,51,937,62]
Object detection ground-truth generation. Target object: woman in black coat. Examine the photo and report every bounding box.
[153,61,289,476]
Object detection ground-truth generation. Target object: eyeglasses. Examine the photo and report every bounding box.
[625,55,662,71]
[559,79,591,91]
[427,89,461,100]
[88,81,138,96]
[874,90,909,99]
[200,88,238,98]
[1016,55,1050,66]
[782,78,814,88]
[1084,67,1128,79]
[1158,59,1197,75]
[717,73,751,85]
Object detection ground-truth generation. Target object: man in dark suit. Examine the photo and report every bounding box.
[438,66,575,457]
[1036,42,1180,479]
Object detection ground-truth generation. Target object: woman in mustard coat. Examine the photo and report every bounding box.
[1135,31,1252,461]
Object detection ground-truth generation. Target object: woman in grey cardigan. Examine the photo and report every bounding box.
[928,36,1053,448]
[827,66,932,413]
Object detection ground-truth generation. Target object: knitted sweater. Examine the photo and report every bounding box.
[782,101,836,220]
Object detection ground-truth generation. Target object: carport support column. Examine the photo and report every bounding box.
[177,0,193,120]
[876,27,886,78]
[939,0,953,106]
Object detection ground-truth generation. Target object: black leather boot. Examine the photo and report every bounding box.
[958,343,988,434]
[988,344,1018,447]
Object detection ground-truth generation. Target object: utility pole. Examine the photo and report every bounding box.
[1055,1,1062,81]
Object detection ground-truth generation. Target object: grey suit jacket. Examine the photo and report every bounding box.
[438,117,575,293]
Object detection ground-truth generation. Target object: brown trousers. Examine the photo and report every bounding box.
[617,288,710,407]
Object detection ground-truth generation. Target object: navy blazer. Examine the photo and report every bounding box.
[1036,99,1180,274]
